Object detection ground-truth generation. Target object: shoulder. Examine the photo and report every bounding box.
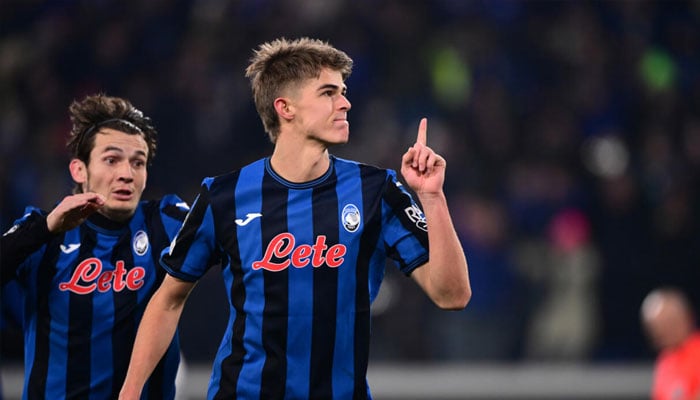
[2,206,47,239]
[203,159,267,193]
[158,194,189,209]
[7,206,47,227]
[140,195,190,221]
[332,155,393,178]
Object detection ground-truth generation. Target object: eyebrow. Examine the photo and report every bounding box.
[101,145,148,158]
[317,83,347,94]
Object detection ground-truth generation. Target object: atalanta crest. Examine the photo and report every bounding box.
[133,230,149,256]
[342,204,361,233]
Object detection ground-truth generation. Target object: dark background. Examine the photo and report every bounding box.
[2,0,699,370]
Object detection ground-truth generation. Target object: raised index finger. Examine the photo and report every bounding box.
[416,117,428,146]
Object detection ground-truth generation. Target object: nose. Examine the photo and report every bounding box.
[339,94,351,111]
[117,161,134,182]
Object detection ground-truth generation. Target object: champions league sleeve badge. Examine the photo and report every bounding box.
[404,204,428,232]
[341,204,361,233]
[133,230,150,256]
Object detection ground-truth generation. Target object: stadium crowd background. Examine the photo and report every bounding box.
[1,0,699,369]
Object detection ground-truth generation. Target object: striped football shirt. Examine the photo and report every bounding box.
[2,194,188,400]
[162,156,429,400]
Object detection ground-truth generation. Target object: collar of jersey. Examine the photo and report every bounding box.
[264,155,334,189]
[85,211,130,234]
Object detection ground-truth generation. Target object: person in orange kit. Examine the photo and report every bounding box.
[641,287,700,400]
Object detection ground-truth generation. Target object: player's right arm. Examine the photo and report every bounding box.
[45,192,105,233]
[119,274,195,400]
[1,193,105,284]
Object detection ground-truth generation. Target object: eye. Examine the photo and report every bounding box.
[132,159,146,168]
[105,157,117,165]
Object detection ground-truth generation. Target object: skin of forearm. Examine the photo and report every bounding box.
[120,284,189,399]
[416,192,471,309]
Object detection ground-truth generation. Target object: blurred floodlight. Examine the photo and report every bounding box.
[582,135,629,178]
[640,48,677,92]
[431,46,471,108]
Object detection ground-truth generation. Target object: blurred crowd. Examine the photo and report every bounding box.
[2,0,699,365]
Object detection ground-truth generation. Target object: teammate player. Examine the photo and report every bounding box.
[120,37,471,400]
[1,94,189,399]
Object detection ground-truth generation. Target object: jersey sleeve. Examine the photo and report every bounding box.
[1,207,54,285]
[160,180,219,282]
[380,170,430,275]
[158,194,190,239]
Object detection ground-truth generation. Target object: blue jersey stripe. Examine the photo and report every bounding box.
[333,161,361,399]
[284,188,314,399]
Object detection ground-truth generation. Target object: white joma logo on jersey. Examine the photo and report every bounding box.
[235,213,262,226]
[60,243,81,254]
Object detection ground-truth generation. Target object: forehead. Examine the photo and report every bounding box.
[91,128,148,155]
[297,68,345,90]
[318,68,345,87]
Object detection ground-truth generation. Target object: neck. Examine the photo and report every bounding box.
[270,142,330,183]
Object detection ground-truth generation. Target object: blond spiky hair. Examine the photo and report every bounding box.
[245,37,353,143]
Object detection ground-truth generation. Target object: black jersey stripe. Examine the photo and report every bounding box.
[144,200,176,398]
[164,184,211,274]
[65,227,98,398]
[110,230,139,398]
[259,172,290,399]
[147,354,167,399]
[145,200,175,283]
[212,172,247,399]
[382,180,429,249]
[26,235,61,399]
[309,169,340,399]
[353,166,386,399]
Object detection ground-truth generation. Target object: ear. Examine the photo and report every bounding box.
[69,158,87,185]
[274,98,294,121]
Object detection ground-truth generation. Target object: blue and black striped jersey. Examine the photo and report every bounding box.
[1,194,189,400]
[162,156,429,400]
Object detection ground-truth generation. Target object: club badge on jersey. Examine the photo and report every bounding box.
[342,203,361,232]
[133,230,149,255]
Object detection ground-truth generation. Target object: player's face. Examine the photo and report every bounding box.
[292,68,351,146]
[77,128,149,221]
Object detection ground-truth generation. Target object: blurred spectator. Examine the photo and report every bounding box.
[521,208,601,360]
[429,194,526,360]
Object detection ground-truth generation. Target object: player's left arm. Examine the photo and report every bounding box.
[119,274,195,400]
[401,118,471,310]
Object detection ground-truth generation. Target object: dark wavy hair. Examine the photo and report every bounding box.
[66,94,158,193]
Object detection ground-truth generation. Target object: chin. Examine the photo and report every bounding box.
[104,203,138,221]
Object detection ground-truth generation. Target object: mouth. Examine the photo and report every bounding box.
[112,188,134,201]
